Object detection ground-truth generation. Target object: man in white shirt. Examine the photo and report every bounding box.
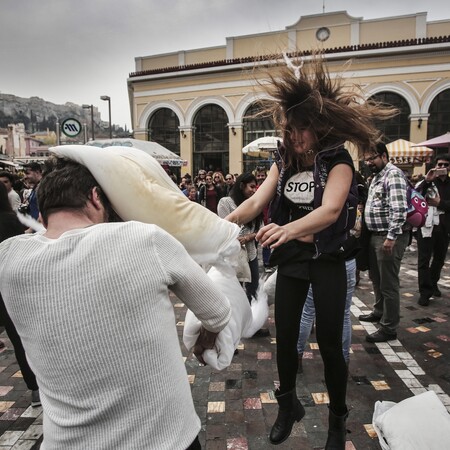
[0,171,21,211]
[0,157,231,450]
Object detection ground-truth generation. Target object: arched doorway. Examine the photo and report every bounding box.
[147,108,180,155]
[428,88,450,159]
[193,104,229,175]
[370,92,411,142]
[148,108,181,180]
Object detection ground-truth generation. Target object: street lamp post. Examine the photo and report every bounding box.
[100,95,112,139]
[82,104,95,141]
[55,117,60,145]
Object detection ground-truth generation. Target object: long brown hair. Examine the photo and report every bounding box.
[259,53,397,169]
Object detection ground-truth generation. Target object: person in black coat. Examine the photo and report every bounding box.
[0,182,41,406]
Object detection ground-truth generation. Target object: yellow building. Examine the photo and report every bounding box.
[127,10,450,176]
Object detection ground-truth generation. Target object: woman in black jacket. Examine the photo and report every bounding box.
[225,55,396,448]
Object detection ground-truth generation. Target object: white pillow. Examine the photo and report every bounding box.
[263,269,277,306]
[373,390,450,450]
[49,145,240,265]
[183,266,269,370]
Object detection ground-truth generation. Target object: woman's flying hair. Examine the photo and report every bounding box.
[257,51,397,167]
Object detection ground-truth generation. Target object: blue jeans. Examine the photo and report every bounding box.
[297,259,356,362]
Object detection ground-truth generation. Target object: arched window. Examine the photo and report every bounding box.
[147,108,180,155]
[193,105,229,174]
[242,103,277,173]
[428,89,450,139]
[370,92,410,142]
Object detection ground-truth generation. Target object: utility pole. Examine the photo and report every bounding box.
[82,104,95,141]
[100,96,112,139]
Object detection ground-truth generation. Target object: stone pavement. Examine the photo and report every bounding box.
[0,246,448,449]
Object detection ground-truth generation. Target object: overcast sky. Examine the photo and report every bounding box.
[1,0,449,130]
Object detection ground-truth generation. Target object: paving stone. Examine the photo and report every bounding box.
[0,249,448,449]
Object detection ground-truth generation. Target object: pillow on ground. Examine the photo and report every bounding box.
[373,390,450,450]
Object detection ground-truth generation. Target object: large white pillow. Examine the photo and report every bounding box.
[373,390,450,450]
[50,144,269,370]
[183,266,269,371]
[49,145,240,265]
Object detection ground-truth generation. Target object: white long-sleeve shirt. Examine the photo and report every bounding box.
[0,221,231,450]
[217,196,260,261]
[8,189,21,211]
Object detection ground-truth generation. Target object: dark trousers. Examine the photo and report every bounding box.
[0,294,38,391]
[186,436,201,449]
[417,223,449,299]
[368,233,409,334]
[262,246,271,266]
[245,257,259,301]
[275,257,348,413]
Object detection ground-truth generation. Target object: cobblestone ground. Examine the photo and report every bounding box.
[0,245,449,449]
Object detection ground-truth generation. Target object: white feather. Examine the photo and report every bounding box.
[16,213,46,232]
[282,51,303,80]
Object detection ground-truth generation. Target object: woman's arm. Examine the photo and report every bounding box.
[225,163,279,225]
[256,163,353,249]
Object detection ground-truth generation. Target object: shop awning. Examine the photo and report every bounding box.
[413,132,450,148]
[386,139,434,164]
[86,138,187,167]
[0,160,20,168]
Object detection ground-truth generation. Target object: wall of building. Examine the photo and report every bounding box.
[128,10,450,176]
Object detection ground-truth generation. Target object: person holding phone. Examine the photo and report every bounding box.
[415,155,450,305]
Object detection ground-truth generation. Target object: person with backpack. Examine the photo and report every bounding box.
[225,55,396,449]
[415,155,450,306]
[359,143,409,343]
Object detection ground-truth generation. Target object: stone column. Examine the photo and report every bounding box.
[228,123,243,175]
[179,126,194,176]
[409,114,429,145]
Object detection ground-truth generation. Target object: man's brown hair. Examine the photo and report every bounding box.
[38,157,119,225]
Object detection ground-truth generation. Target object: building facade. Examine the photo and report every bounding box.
[127,10,450,176]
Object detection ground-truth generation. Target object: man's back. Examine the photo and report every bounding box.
[0,221,229,449]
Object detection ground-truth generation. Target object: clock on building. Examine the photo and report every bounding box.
[316,27,330,42]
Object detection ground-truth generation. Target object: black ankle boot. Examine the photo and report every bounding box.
[269,388,305,445]
[325,406,349,450]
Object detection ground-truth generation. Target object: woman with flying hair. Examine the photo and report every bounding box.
[226,53,395,449]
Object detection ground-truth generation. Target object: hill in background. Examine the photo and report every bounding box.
[0,93,128,136]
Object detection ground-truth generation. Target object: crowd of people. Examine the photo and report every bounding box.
[1,144,449,450]
[0,53,449,450]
